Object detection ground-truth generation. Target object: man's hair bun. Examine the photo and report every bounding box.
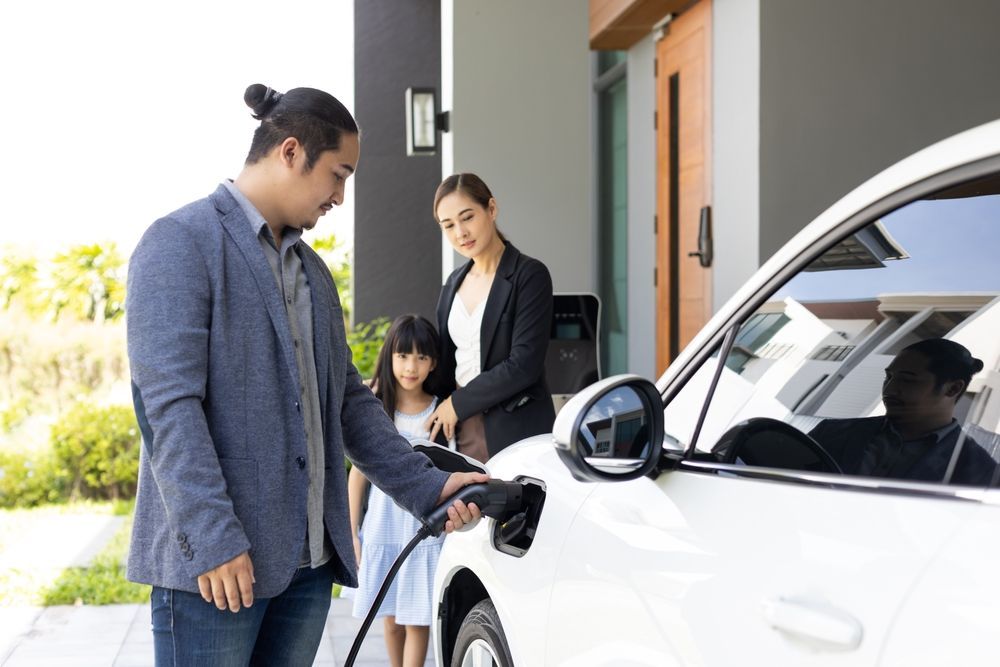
[902,337,986,387]
[245,84,283,120]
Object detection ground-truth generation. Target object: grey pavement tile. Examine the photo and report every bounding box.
[112,646,153,667]
[123,614,153,644]
[34,604,138,632]
[315,634,334,659]
[122,632,153,646]
[113,658,154,667]
[10,640,122,652]
[3,600,434,667]
[5,644,121,665]
[0,515,124,572]
[5,656,111,667]
[0,605,43,663]
[3,605,135,666]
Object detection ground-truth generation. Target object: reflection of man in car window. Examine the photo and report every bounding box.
[808,338,995,486]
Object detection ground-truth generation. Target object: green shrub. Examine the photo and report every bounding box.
[347,317,390,379]
[50,404,140,501]
[0,450,67,508]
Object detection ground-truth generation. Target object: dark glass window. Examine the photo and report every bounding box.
[596,51,628,376]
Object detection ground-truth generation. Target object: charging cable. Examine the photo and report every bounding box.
[344,480,525,666]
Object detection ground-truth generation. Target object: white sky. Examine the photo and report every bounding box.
[0,0,355,258]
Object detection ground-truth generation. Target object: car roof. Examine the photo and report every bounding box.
[657,117,1000,390]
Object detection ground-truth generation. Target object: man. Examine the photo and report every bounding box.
[810,338,995,486]
[126,84,486,665]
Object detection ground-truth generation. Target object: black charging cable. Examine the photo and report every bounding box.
[343,525,434,666]
[344,480,524,667]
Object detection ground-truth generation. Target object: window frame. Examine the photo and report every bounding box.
[656,154,1000,501]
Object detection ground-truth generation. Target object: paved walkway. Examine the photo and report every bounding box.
[1,597,428,666]
[0,507,431,666]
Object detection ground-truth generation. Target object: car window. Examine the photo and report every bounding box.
[661,345,722,452]
[690,174,1000,486]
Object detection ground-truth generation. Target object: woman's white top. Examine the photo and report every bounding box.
[448,295,486,387]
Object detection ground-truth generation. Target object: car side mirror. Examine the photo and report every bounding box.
[552,375,664,482]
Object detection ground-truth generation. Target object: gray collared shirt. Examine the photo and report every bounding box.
[223,180,330,568]
[860,417,961,479]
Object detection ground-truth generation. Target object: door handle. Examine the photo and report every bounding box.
[761,596,863,650]
[687,205,713,267]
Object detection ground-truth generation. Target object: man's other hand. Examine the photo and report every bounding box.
[197,551,255,612]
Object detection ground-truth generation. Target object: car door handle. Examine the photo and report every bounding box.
[761,596,863,650]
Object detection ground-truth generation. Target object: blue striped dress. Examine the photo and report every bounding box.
[348,398,445,625]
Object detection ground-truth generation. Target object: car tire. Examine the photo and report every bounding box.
[451,599,514,667]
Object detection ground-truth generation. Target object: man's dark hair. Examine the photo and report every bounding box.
[243,84,359,170]
[902,338,985,395]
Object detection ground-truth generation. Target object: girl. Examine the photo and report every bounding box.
[426,173,556,462]
[347,314,446,667]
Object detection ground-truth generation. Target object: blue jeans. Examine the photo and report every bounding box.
[151,560,335,666]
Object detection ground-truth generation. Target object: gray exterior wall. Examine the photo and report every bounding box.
[353,0,443,324]
[760,0,1000,261]
[712,0,760,310]
[626,35,657,378]
[448,0,593,293]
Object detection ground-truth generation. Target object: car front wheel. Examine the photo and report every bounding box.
[452,599,514,667]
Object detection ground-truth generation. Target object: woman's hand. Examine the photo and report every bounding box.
[426,396,459,441]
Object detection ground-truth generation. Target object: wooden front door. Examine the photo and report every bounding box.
[656,0,712,372]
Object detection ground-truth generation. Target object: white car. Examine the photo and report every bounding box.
[432,119,1000,666]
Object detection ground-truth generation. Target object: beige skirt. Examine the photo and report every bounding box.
[456,413,489,464]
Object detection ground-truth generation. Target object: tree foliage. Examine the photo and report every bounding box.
[48,243,125,323]
[308,233,352,320]
[2,243,126,323]
[346,317,390,379]
[0,255,39,313]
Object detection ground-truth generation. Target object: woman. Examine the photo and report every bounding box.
[425,173,556,462]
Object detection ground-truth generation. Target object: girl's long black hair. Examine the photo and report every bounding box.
[371,315,443,418]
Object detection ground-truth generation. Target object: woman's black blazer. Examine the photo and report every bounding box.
[436,242,556,457]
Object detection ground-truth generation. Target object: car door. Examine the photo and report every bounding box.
[546,163,1000,665]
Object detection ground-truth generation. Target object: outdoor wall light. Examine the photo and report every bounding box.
[405,87,449,156]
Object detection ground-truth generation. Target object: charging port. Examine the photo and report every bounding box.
[491,476,545,557]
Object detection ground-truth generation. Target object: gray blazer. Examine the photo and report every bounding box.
[126,185,448,597]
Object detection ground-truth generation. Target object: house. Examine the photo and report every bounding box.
[351,0,1000,381]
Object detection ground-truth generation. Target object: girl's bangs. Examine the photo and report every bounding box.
[391,321,438,359]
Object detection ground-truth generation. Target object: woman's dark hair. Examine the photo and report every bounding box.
[902,338,984,397]
[372,314,443,418]
[433,173,507,242]
[243,83,359,171]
